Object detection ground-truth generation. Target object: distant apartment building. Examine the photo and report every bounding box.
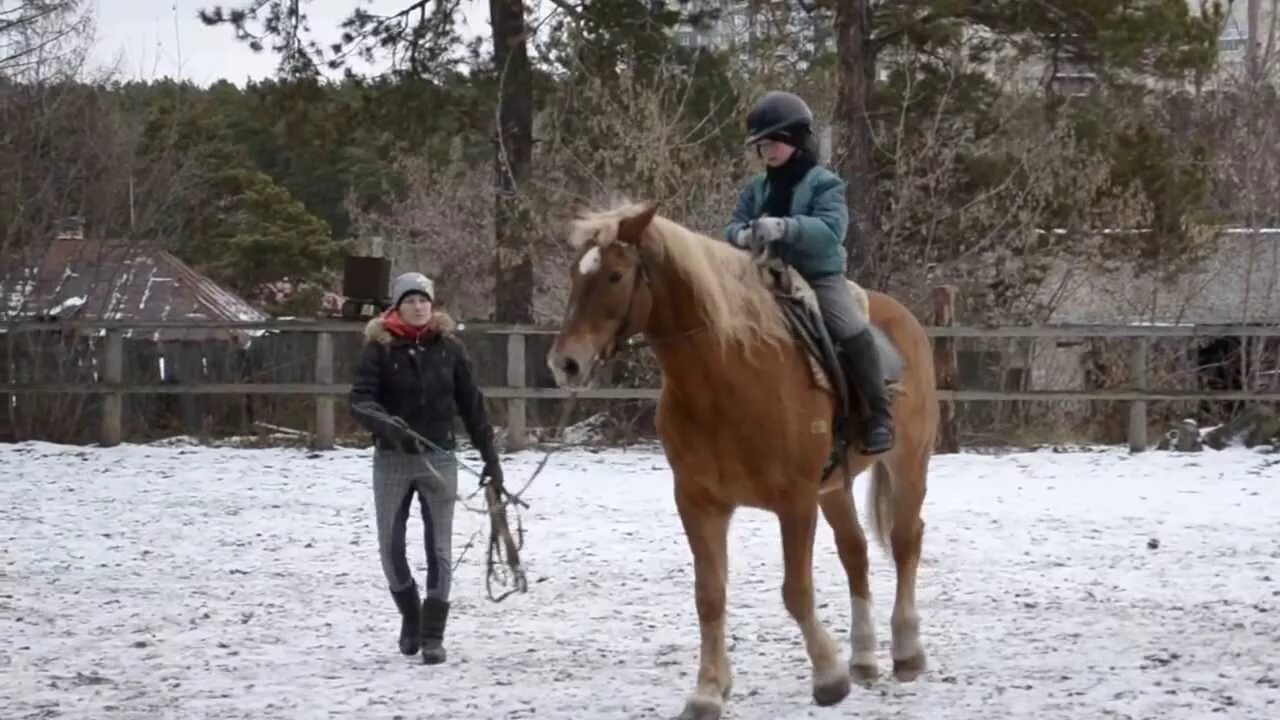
[1216,0,1278,78]
[669,0,749,50]
[668,0,833,59]
[1011,0,1279,92]
[674,1,1274,88]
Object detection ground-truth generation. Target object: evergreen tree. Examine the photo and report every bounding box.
[831,0,1228,286]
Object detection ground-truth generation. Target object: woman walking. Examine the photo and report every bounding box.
[349,271,504,664]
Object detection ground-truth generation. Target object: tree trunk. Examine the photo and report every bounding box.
[833,0,877,283]
[489,0,534,323]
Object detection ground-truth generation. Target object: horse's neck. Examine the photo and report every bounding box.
[642,255,746,393]
[643,251,706,343]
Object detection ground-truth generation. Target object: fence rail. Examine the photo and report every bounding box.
[3,318,1279,451]
[5,318,1280,337]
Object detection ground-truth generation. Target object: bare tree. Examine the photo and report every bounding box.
[0,0,93,77]
[345,150,495,320]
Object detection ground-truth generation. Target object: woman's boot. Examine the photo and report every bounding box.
[390,582,422,655]
[420,597,450,665]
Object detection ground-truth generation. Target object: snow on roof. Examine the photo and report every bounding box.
[0,238,270,340]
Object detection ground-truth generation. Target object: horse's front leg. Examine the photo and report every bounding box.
[674,488,733,720]
[779,503,851,706]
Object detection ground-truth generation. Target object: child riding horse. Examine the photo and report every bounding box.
[722,90,894,456]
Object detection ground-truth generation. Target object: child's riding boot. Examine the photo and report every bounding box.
[838,328,895,455]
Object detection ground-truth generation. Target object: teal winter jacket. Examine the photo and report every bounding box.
[721,165,849,279]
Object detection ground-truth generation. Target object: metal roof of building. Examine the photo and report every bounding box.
[1,238,269,340]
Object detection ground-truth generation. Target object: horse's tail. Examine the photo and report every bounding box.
[867,460,894,556]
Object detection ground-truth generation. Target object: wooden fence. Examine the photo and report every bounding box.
[2,316,1279,452]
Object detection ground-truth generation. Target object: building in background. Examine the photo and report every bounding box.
[667,0,834,63]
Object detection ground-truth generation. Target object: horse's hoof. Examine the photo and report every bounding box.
[849,661,879,685]
[892,653,927,682]
[812,670,851,707]
[676,696,723,720]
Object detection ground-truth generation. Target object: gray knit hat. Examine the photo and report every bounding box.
[389,271,435,307]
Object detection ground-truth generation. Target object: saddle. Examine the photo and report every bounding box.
[752,255,905,481]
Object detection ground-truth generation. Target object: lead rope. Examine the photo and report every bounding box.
[398,379,586,603]
[456,321,704,602]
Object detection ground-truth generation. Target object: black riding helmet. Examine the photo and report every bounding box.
[745,90,815,146]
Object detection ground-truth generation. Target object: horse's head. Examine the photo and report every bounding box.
[547,202,659,388]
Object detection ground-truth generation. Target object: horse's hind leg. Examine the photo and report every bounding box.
[818,482,878,684]
[873,455,928,681]
[778,503,850,706]
[674,489,733,720]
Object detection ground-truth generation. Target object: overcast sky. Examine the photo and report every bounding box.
[81,0,1265,86]
[87,0,492,85]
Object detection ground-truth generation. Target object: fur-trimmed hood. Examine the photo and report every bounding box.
[363,310,457,344]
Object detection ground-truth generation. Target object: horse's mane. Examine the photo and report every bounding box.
[568,201,790,352]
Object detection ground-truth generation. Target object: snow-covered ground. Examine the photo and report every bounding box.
[2,440,1278,720]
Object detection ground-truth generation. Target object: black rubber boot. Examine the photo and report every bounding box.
[390,583,422,656]
[419,597,450,665]
[838,329,895,455]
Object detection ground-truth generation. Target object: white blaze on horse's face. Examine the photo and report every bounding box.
[577,246,602,275]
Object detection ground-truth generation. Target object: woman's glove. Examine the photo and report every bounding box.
[353,401,415,447]
[481,459,504,489]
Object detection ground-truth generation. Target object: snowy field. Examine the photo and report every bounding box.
[2,440,1278,720]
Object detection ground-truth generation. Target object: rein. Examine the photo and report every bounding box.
[393,426,536,603]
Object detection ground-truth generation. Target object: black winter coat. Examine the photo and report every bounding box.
[349,311,497,463]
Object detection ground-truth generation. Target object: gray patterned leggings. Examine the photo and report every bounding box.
[372,449,458,601]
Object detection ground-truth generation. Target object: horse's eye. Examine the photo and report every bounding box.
[608,270,623,283]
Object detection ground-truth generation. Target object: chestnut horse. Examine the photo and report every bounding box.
[546,201,937,720]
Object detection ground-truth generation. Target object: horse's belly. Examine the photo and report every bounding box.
[656,381,832,477]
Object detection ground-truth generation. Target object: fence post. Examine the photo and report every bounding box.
[506,331,529,450]
[100,330,123,447]
[1128,337,1149,452]
[314,331,335,450]
[931,285,960,453]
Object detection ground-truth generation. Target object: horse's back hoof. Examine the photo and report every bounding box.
[892,653,926,682]
[676,697,723,720]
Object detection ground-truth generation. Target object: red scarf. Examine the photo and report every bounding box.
[382,309,438,342]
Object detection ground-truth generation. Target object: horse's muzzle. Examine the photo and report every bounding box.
[547,341,596,389]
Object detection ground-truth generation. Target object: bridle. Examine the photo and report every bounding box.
[599,244,705,361]
[598,249,649,361]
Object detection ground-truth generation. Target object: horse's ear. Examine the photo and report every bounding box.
[617,201,659,245]
[566,196,590,220]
